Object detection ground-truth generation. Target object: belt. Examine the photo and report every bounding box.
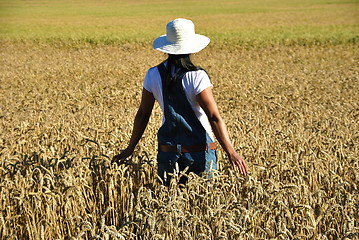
[158,142,216,153]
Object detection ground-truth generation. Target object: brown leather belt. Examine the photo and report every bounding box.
[158,142,216,153]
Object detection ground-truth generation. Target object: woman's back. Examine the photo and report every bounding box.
[143,60,214,141]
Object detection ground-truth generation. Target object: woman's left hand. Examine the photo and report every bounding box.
[111,147,134,165]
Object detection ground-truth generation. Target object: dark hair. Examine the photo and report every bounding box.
[167,54,203,72]
[164,54,206,97]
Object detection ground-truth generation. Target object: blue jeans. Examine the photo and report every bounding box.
[156,62,218,185]
[157,149,217,185]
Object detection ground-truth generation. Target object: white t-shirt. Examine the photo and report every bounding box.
[143,63,214,141]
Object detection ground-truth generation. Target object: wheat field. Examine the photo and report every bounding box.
[1,42,358,239]
[1,0,359,239]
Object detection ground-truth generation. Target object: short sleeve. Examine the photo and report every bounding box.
[193,70,212,95]
[143,69,152,93]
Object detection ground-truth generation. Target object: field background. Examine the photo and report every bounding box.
[1,0,358,239]
[1,0,358,45]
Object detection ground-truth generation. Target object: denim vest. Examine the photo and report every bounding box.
[156,62,217,184]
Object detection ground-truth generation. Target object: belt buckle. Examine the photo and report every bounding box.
[176,144,181,155]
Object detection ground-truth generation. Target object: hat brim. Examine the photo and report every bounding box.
[153,34,210,55]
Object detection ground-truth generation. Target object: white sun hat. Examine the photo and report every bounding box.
[153,18,210,55]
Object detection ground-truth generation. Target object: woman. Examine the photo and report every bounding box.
[112,18,248,184]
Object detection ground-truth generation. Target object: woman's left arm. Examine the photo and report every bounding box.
[112,88,155,164]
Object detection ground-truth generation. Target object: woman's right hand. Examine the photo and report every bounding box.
[228,151,248,175]
[111,147,134,165]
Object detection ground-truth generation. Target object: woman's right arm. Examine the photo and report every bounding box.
[112,88,155,164]
[196,87,248,175]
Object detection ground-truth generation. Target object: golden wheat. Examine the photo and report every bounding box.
[0,41,358,239]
